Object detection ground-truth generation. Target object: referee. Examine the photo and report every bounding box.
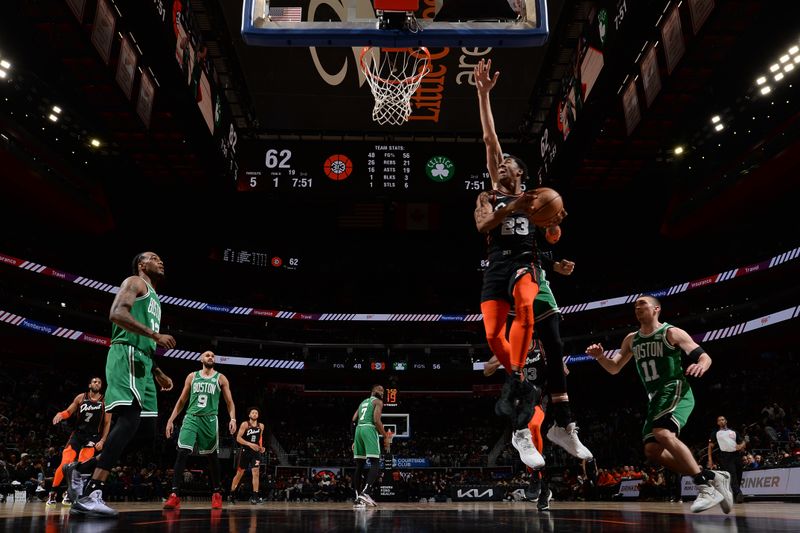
[708,415,745,503]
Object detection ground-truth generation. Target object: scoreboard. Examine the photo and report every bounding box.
[236,140,530,196]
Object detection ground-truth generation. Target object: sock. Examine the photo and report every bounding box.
[172,449,190,494]
[209,453,222,493]
[82,479,105,498]
[552,402,572,428]
[76,457,98,475]
[362,460,381,495]
[353,459,366,497]
[694,469,716,485]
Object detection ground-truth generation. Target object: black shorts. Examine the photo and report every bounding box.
[237,449,262,470]
[67,432,99,450]
[480,257,539,304]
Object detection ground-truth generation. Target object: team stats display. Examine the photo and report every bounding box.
[236,140,527,196]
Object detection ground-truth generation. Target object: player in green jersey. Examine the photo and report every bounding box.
[70,252,176,518]
[164,351,237,510]
[351,385,391,508]
[585,295,733,514]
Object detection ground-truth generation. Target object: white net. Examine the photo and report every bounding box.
[360,47,431,126]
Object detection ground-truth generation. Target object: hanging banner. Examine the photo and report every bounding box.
[688,0,715,35]
[639,45,661,108]
[90,0,116,65]
[136,68,156,128]
[660,4,685,74]
[115,34,138,100]
[622,78,641,135]
[65,0,87,22]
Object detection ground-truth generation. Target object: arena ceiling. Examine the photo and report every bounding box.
[1,0,798,309]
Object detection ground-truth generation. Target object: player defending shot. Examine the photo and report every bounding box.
[164,351,237,510]
[70,252,175,517]
[473,58,565,418]
[585,295,733,513]
[351,385,391,508]
[533,225,592,460]
[229,407,266,504]
[48,377,110,506]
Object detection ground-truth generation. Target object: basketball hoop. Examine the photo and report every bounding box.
[359,46,431,126]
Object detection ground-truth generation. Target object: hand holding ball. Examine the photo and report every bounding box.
[528,187,566,227]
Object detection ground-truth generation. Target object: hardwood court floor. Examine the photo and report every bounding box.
[1,500,799,532]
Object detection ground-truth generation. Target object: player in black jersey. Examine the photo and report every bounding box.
[530,226,593,460]
[473,58,566,418]
[484,338,554,510]
[48,377,110,505]
[229,407,265,504]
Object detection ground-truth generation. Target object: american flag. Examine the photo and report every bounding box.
[269,7,303,22]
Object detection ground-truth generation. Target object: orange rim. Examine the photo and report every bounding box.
[359,46,431,86]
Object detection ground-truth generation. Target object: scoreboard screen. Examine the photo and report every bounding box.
[236,140,529,196]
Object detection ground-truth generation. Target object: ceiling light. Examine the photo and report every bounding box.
[714,123,724,132]
[791,46,800,55]
[780,54,790,63]
[760,86,772,95]
[0,60,9,69]
[674,146,684,155]
[770,64,780,72]
[711,115,721,124]
[0,70,6,79]
[52,105,62,114]
[48,113,58,122]
[794,56,800,64]
[756,76,767,85]
[90,138,101,147]
[784,63,795,73]
[775,72,784,81]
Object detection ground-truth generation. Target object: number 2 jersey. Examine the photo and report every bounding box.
[484,191,537,263]
[631,323,688,397]
[242,422,263,453]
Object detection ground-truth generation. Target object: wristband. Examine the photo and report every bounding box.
[60,410,71,419]
[687,346,705,362]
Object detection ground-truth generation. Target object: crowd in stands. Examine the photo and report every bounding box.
[1,350,799,504]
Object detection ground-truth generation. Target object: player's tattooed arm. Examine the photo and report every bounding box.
[474,191,536,233]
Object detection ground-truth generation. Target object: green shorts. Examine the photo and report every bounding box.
[533,267,559,321]
[178,414,219,455]
[642,379,695,442]
[353,425,381,459]
[104,343,158,417]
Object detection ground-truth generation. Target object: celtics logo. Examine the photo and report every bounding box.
[425,156,455,183]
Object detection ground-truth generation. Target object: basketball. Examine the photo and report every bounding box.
[529,187,564,227]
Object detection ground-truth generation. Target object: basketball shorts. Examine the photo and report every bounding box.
[642,380,695,442]
[533,267,560,321]
[353,425,381,459]
[178,414,219,454]
[104,343,158,417]
[237,449,261,470]
[67,431,101,450]
[480,258,539,304]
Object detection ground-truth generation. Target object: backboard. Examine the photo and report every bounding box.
[241,0,549,47]
[381,413,410,439]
